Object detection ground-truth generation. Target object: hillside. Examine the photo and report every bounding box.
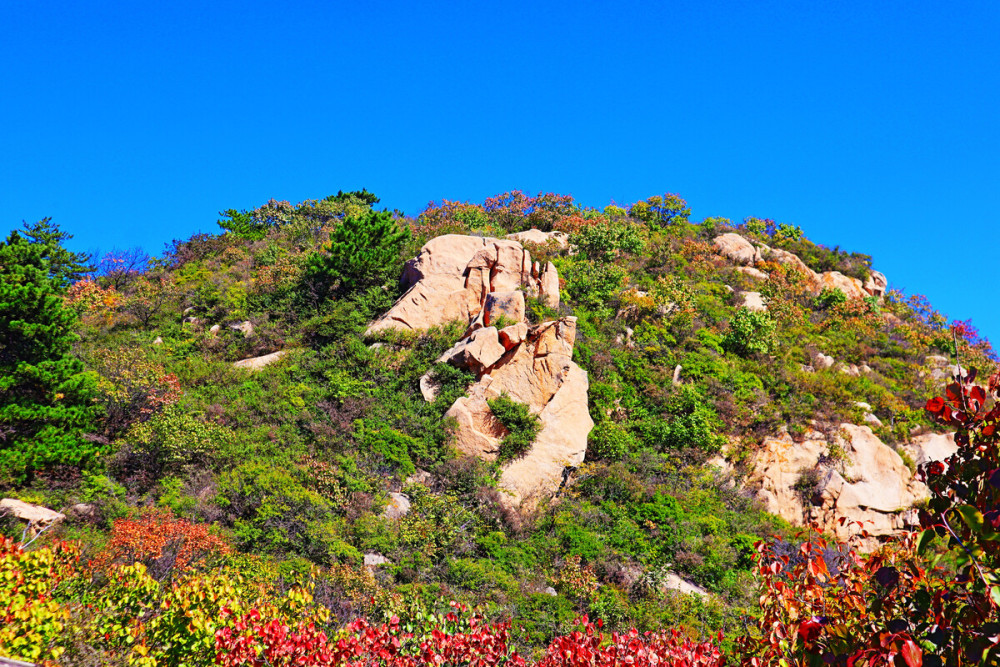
[1,190,997,665]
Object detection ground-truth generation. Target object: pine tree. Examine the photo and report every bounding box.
[303,209,410,302]
[0,231,100,485]
[20,217,93,289]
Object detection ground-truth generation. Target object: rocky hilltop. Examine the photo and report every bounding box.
[3,191,993,659]
[357,224,961,542]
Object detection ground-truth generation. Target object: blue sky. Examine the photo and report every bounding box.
[3,1,998,341]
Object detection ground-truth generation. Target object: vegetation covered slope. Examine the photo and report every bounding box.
[0,190,996,665]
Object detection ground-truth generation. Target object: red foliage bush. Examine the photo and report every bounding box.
[215,609,723,667]
[216,608,524,667]
[537,618,724,667]
[91,508,229,577]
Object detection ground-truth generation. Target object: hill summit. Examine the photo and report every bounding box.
[1,189,996,664]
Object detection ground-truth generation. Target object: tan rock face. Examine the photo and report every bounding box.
[746,424,929,544]
[367,234,559,335]
[368,234,589,510]
[442,317,592,508]
[0,498,65,536]
[864,270,888,297]
[713,233,759,266]
[438,327,507,374]
[233,350,287,371]
[902,432,958,468]
[482,291,526,328]
[816,271,867,300]
[736,266,768,281]
[739,291,767,312]
[714,232,885,302]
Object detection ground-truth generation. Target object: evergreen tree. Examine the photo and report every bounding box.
[20,217,93,289]
[303,209,410,302]
[0,231,100,485]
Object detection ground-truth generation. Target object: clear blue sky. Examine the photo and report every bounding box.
[3,1,997,341]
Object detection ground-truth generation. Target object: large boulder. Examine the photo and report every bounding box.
[368,235,585,510]
[739,291,767,312]
[0,498,65,537]
[816,271,867,300]
[902,432,958,468]
[759,245,815,278]
[713,233,759,266]
[233,350,287,371]
[367,235,559,335]
[443,317,592,507]
[746,424,928,543]
[863,270,888,297]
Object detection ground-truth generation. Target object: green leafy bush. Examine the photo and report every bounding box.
[571,221,645,262]
[487,394,541,463]
[562,260,627,310]
[722,307,777,357]
[587,421,637,461]
[814,287,848,309]
[116,405,236,475]
[216,462,358,564]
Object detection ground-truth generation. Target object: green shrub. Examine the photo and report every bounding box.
[588,421,637,461]
[628,194,691,227]
[636,387,726,453]
[814,287,848,309]
[571,221,646,262]
[563,260,627,310]
[216,462,357,564]
[487,394,541,463]
[722,308,777,357]
[117,405,236,474]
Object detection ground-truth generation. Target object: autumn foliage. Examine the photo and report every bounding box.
[740,356,1000,666]
[536,618,723,667]
[91,507,230,575]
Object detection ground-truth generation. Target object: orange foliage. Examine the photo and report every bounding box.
[91,508,229,574]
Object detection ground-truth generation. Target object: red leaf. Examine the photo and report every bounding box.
[901,639,922,667]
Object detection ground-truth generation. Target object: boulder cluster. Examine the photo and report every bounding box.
[368,232,592,508]
[744,425,954,543]
[713,232,888,300]
[365,229,947,539]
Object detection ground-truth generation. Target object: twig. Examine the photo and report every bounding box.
[20,522,54,550]
[940,510,992,594]
[953,326,970,413]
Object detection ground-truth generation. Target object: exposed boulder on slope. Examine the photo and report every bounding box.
[0,498,65,537]
[233,350,287,370]
[746,424,932,543]
[816,271,866,300]
[713,232,886,302]
[902,431,958,468]
[368,234,590,510]
[739,291,767,312]
[713,233,759,266]
[863,270,888,297]
[367,234,559,335]
[444,318,592,507]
